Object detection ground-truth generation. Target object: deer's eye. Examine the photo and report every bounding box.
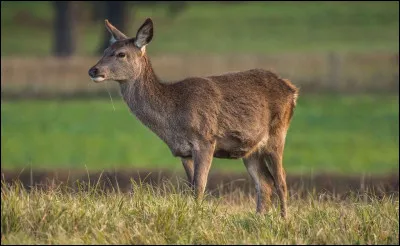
[117,52,126,58]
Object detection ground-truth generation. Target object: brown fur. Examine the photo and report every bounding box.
[88,18,299,218]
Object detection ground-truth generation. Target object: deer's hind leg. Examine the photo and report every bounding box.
[243,152,275,214]
[263,132,289,218]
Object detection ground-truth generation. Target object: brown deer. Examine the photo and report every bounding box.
[88,18,298,218]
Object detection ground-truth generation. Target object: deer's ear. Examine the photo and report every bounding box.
[134,18,153,49]
[105,19,128,44]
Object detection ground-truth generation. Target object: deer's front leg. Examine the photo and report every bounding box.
[181,157,194,186]
[192,141,215,201]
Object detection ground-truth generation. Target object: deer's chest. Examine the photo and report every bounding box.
[129,104,192,157]
[122,88,193,158]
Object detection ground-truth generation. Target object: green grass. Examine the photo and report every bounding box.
[1,94,398,174]
[1,1,399,56]
[1,181,399,244]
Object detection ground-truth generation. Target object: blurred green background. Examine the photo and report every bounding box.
[1,1,399,175]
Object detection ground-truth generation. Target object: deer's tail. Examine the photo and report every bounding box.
[282,78,299,124]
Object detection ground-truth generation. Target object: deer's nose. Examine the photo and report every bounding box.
[88,67,99,78]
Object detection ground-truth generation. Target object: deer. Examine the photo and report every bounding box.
[88,18,298,218]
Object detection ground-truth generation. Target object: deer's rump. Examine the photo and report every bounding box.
[208,69,297,159]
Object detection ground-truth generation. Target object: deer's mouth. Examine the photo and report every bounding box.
[90,75,106,82]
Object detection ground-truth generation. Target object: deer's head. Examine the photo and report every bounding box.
[88,18,153,83]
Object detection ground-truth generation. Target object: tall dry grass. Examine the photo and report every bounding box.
[1,179,398,244]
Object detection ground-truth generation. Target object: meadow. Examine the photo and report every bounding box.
[1,94,399,175]
[1,2,399,245]
[1,180,398,245]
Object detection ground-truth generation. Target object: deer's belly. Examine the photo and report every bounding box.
[169,144,253,159]
[213,145,256,159]
[165,133,266,159]
[214,133,266,159]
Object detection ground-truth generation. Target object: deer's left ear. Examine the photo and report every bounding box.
[105,19,128,44]
[134,18,153,50]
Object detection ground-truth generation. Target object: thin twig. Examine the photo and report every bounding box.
[104,82,116,111]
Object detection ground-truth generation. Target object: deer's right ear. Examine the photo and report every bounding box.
[134,18,153,49]
[105,19,128,44]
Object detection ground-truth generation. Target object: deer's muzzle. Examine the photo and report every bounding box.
[88,67,106,82]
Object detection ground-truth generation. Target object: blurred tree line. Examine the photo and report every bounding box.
[53,1,187,57]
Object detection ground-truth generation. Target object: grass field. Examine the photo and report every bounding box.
[1,94,398,174]
[1,1,399,56]
[2,3,398,245]
[1,180,398,244]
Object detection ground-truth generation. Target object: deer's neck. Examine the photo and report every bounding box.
[119,56,172,140]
